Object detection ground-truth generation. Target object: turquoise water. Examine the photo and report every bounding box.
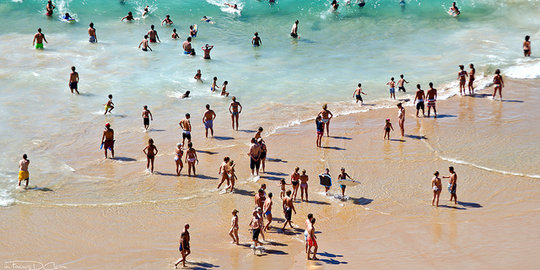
[0,0,539,205]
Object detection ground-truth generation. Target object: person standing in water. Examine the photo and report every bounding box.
[147,25,160,43]
[338,168,352,197]
[523,35,531,57]
[457,65,468,96]
[229,96,242,130]
[171,29,179,39]
[290,167,300,201]
[290,20,299,38]
[202,104,216,138]
[431,171,442,207]
[448,2,460,16]
[252,32,262,47]
[315,116,324,148]
[397,74,408,92]
[183,37,192,54]
[174,224,191,268]
[307,218,318,260]
[101,123,114,159]
[225,160,237,192]
[18,154,30,188]
[397,103,405,137]
[69,66,79,94]
[414,84,425,117]
[229,209,239,245]
[317,104,333,137]
[175,143,183,176]
[304,214,313,253]
[384,118,394,140]
[282,190,296,231]
[468,63,476,95]
[138,35,152,51]
[263,193,273,232]
[299,169,309,202]
[492,69,504,100]
[426,82,437,118]
[45,0,55,16]
[353,83,367,105]
[104,94,114,115]
[202,44,214,60]
[249,209,263,249]
[88,22,97,43]
[211,77,219,92]
[258,138,267,173]
[331,0,339,10]
[121,11,134,21]
[142,6,150,17]
[321,168,331,193]
[142,105,153,131]
[185,142,198,176]
[143,138,158,173]
[194,70,202,82]
[217,157,230,189]
[249,138,262,176]
[443,167,458,205]
[386,77,396,100]
[179,113,192,146]
[221,81,230,97]
[32,28,48,49]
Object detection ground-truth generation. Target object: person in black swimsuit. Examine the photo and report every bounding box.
[143,138,158,173]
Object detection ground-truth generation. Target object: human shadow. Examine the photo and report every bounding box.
[154,171,178,177]
[432,114,457,118]
[318,251,344,258]
[350,197,373,206]
[214,136,234,140]
[190,261,219,269]
[438,204,467,210]
[316,251,348,265]
[360,103,377,106]
[238,129,256,133]
[458,201,483,208]
[77,92,96,97]
[265,171,288,176]
[196,150,218,155]
[148,129,166,132]
[501,99,524,103]
[389,139,406,142]
[111,157,137,162]
[265,241,288,247]
[106,114,128,118]
[321,146,346,151]
[265,248,288,255]
[192,174,219,180]
[28,186,53,192]
[330,136,352,140]
[469,93,491,98]
[305,200,331,205]
[260,176,282,181]
[398,98,411,102]
[405,134,427,140]
[232,188,255,197]
[266,158,288,163]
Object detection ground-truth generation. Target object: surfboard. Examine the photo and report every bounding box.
[338,178,361,187]
[319,174,332,187]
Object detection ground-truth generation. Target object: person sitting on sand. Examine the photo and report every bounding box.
[143,138,158,173]
[121,11,134,21]
[18,154,30,188]
[384,118,394,140]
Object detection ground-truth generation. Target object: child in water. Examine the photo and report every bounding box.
[384,118,394,140]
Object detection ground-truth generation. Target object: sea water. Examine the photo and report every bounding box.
[0,0,539,206]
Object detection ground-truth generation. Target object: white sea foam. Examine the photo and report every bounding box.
[505,60,540,79]
[440,156,540,179]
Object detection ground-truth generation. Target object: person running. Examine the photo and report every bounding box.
[443,167,458,205]
[384,118,394,140]
[249,209,263,249]
[45,0,55,16]
[138,35,152,51]
[431,171,442,207]
[263,193,273,232]
[185,142,198,176]
[189,25,198,38]
[217,157,231,189]
[281,190,296,231]
[175,143,183,176]
[147,25,160,43]
[426,82,437,118]
[171,29,179,39]
[201,44,214,60]
[161,15,173,26]
[221,81,230,97]
[338,168,352,197]
[492,69,504,100]
[179,113,191,146]
[307,218,318,260]
[468,63,476,95]
[225,160,237,192]
[457,65,468,96]
[194,69,202,82]
[18,154,30,188]
[317,104,333,137]
[353,83,367,105]
[183,37,192,54]
[413,84,425,117]
[304,214,313,253]
[397,103,405,137]
[121,11,134,21]
[202,104,216,138]
[229,209,239,245]
[386,77,396,100]
[32,28,48,49]
[248,138,262,176]
[229,97,242,130]
[88,22,98,43]
[211,77,219,93]
[315,116,324,148]
[290,167,300,201]
[252,32,262,47]
[69,66,80,94]
[142,6,150,17]
[101,123,114,159]
[174,224,191,268]
[523,35,531,57]
[143,138,158,173]
[142,105,153,131]
[299,169,309,202]
[397,74,409,92]
[290,20,299,38]
[104,94,114,115]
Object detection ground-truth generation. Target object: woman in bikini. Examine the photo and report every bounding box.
[290,167,300,200]
[217,157,231,189]
[317,104,333,137]
[226,160,237,192]
[468,63,476,95]
[492,69,504,100]
[143,138,158,173]
[431,171,442,207]
[175,143,183,176]
[457,65,468,95]
[185,142,198,176]
[299,169,309,202]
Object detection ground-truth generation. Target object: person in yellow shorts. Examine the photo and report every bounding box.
[18,154,30,188]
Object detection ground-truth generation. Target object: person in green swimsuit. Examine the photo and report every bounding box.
[33,28,48,49]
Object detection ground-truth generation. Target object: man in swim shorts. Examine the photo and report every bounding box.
[202,104,216,137]
[45,0,55,16]
[69,66,79,94]
[386,77,396,100]
[229,96,242,130]
[397,74,408,92]
[290,20,299,38]
[426,82,437,118]
[32,28,48,49]
[18,154,30,188]
[523,35,531,57]
[413,84,425,117]
[252,32,262,47]
[443,167,458,205]
[281,190,296,231]
[249,209,263,249]
[183,37,192,54]
[161,15,173,26]
[147,25,160,43]
[263,193,273,232]
[179,113,192,146]
[307,218,318,260]
[138,35,152,52]
[101,123,115,159]
[88,22,97,43]
[249,138,261,176]
[304,214,313,253]
[121,11,134,21]
[142,105,153,131]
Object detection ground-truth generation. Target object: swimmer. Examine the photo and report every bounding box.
[290,20,299,38]
[211,77,219,92]
[338,168,352,197]
[32,28,48,49]
[252,32,262,47]
[413,84,425,117]
[101,123,114,159]
[386,77,396,100]
[147,25,160,43]
[171,28,179,39]
[397,74,408,92]
[201,16,215,24]
[229,209,239,244]
[104,94,114,115]
[300,169,309,202]
[448,2,460,16]
[357,0,366,7]
[397,103,405,137]
[194,70,202,82]
[161,15,173,26]
[317,104,333,137]
[143,138,158,173]
[88,23,97,43]
[383,118,394,140]
[457,65,468,95]
[62,13,73,20]
[179,113,192,146]
[492,69,504,100]
[426,82,437,117]
[46,1,55,16]
[138,35,152,51]
[203,104,216,138]
[189,25,198,37]
[229,96,242,130]
[263,193,273,232]
[468,63,476,95]
[353,83,367,105]
[182,91,191,99]
[175,143,183,176]
[142,105,153,131]
[183,37,192,54]
[523,35,531,57]
[281,190,296,231]
[185,142,198,176]
[202,44,214,60]
[315,116,323,148]
[18,154,30,188]
[224,3,238,9]
[221,81,230,97]
[69,66,79,94]
[142,6,149,16]
[431,171,442,207]
[121,11,134,21]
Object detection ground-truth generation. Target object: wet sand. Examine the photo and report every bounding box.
[1,79,540,269]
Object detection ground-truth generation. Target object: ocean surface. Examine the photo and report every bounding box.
[1,0,540,207]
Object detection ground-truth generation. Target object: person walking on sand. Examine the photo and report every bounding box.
[179,113,192,146]
[174,224,191,268]
[307,218,318,260]
[492,69,504,100]
[353,83,367,105]
[426,82,437,118]
[143,138,158,173]
[249,209,263,249]
[18,154,30,188]
[255,188,265,209]
[263,193,273,232]
[397,103,405,137]
[397,74,408,92]
[104,94,114,115]
[88,22,97,43]
[414,84,425,117]
[101,123,114,159]
[217,157,231,189]
[252,32,262,47]
[291,167,300,201]
[69,66,79,94]
[315,116,324,148]
[523,35,531,57]
[290,20,299,38]
[142,105,153,131]
[431,171,442,207]
[202,104,216,138]
[304,214,313,253]
[185,142,198,176]
[321,168,331,193]
[147,25,160,43]
[229,209,240,245]
[138,35,152,51]
[175,143,183,176]
[468,64,476,95]
[384,118,394,140]
[282,190,296,231]
[386,77,396,100]
[443,167,458,205]
[248,138,262,176]
[202,44,214,60]
[299,169,309,202]
[225,160,237,192]
[338,168,352,197]
[229,96,242,130]
[458,65,468,96]
[33,28,48,49]
[317,104,333,137]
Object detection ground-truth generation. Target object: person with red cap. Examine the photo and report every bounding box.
[101,123,115,158]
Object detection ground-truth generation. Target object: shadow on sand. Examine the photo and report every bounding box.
[111,157,137,162]
[232,188,255,197]
[315,251,348,265]
[266,158,288,163]
[458,201,483,208]
[196,150,218,155]
[350,197,373,206]
[321,146,346,151]
[191,174,219,180]
[189,261,219,270]
[330,136,352,140]
[214,136,234,140]
[405,134,427,140]
[389,139,406,142]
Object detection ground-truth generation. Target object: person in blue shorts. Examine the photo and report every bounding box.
[338,168,352,197]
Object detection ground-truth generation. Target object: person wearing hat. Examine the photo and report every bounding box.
[175,143,183,176]
[229,209,239,245]
[101,123,114,158]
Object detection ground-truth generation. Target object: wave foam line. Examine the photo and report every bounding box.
[440,156,540,179]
